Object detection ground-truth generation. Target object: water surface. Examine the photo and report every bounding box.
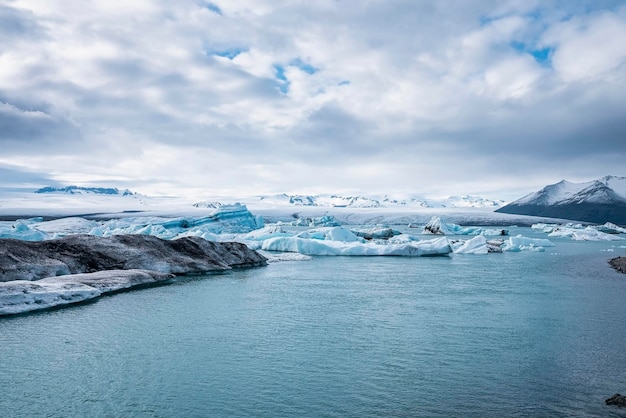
[1,231,626,417]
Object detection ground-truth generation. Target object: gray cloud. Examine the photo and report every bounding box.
[0,164,58,190]
[0,101,82,148]
[0,0,625,199]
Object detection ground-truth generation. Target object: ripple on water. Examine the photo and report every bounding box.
[1,235,626,417]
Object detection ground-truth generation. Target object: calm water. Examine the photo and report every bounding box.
[2,229,626,417]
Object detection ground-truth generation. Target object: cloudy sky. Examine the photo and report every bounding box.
[1,0,625,200]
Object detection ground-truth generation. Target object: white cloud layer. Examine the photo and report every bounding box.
[1,0,625,200]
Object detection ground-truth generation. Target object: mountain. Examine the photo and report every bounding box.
[496,176,626,225]
[35,186,137,196]
[256,193,503,209]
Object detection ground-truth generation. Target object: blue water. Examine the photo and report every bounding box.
[2,230,626,417]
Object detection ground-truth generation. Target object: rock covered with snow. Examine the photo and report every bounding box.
[0,234,267,282]
[0,269,174,315]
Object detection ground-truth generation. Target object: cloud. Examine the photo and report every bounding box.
[0,101,82,150]
[0,0,625,200]
[0,163,58,190]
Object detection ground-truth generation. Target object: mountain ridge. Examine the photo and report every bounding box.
[35,186,137,196]
[256,193,504,209]
[496,176,626,225]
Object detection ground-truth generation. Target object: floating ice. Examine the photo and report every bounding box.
[422,216,507,236]
[258,251,313,262]
[0,270,173,316]
[596,222,626,234]
[548,226,624,241]
[261,235,451,256]
[296,227,362,242]
[0,219,48,241]
[502,235,555,252]
[1,204,264,243]
[34,217,101,238]
[350,226,398,240]
[290,215,341,227]
[453,235,488,255]
[0,279,101,315]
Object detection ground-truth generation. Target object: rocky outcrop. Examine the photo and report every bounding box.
[0,234,267,282]
[605,393,626,406]
[609,257,626,274]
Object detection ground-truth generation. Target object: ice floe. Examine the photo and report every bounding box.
[261,235,452,256]
[0,270,173,315]
[502,235,555,252]
[531,222,625,241]
[422,216,508,236]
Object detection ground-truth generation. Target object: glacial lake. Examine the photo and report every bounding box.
[1,228,626,417]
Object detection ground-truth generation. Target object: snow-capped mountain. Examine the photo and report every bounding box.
[256,193,503,209]
[496,176,626,225]
[36,186,137,196]
[439,195,506,208]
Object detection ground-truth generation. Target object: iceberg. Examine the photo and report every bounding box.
[596,222,626,234]
[453,235,489,255]
[350,226,399,240]
[502,235,555,252]
[261,235,451,256]
[0,219,48,241]
[1,204,265,243]
[548,226,624,241]
[33,217,102,237]
[452,235,505,254]
[295,227,362,242]
[422,217,507,236]
[258,251,313,262]
[290,215,341,227]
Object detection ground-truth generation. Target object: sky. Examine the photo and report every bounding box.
[1,0,625,201]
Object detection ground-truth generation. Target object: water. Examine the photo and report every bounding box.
[2,230,626,417]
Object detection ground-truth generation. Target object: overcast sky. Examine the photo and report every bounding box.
[1,0,625,200]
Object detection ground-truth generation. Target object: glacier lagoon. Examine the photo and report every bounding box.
[1,228,625,417]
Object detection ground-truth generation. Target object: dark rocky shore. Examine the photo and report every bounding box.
[609,256,626,274]
[0,235,267,315]
[0,234,266,282]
